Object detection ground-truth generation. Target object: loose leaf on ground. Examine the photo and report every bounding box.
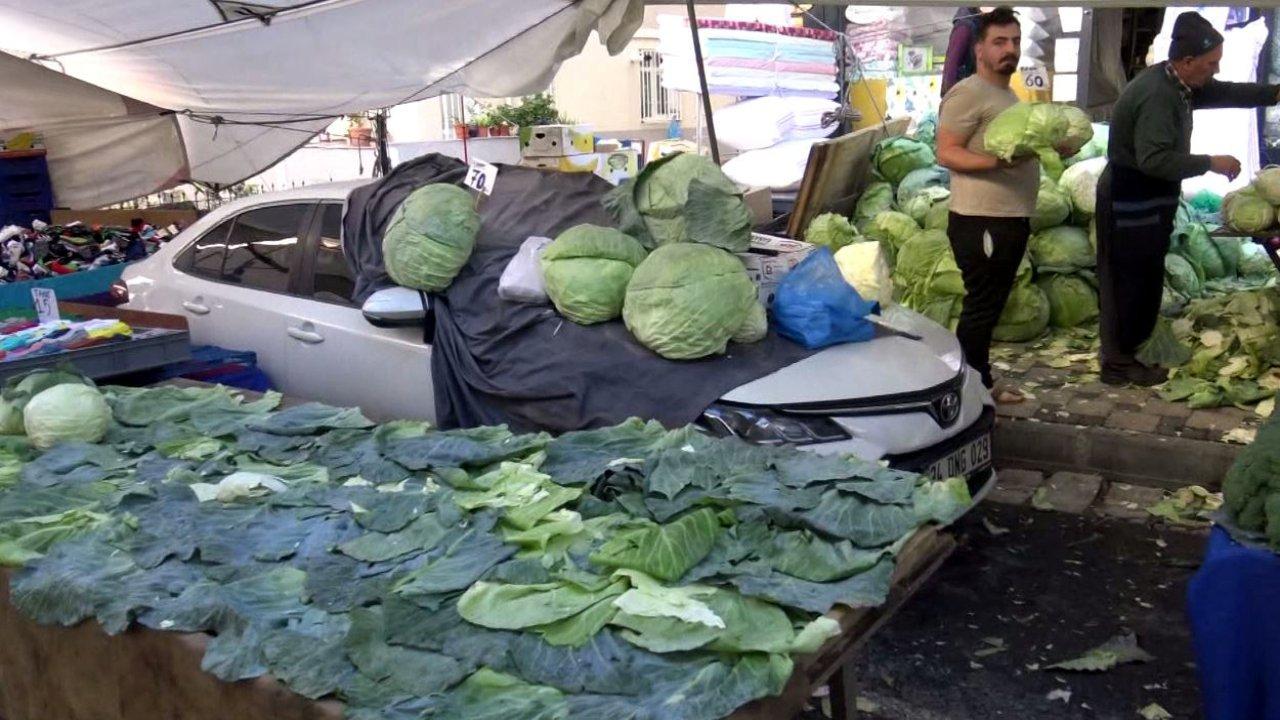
[1045,632,1154,672]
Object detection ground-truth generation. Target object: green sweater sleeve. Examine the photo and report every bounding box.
[1194,80,1280,110]
[1134,96,1211,182]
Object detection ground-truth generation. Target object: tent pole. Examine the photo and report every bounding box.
[685,0,720,164]
[373,110,392,177]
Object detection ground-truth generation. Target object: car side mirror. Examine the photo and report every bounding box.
[362,286,429,328]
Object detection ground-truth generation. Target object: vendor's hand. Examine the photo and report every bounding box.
[1210,155,1242,180]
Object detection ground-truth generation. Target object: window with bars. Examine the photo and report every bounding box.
[639,50,679,124]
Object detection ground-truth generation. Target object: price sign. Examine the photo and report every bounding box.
[1022,65,1050,91]
[464,160,498,196]
[31,287,59,324]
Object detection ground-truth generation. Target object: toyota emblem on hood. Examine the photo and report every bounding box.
[936,392,961,425]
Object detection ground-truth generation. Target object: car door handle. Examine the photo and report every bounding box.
[288,327,325,344]
[181,301,210,315]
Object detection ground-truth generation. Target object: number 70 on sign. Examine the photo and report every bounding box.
[465,160,498,196]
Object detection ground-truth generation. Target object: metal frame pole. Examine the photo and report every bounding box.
[685,0,720,163]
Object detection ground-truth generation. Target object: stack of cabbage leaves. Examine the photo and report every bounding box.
[0,381,969,720]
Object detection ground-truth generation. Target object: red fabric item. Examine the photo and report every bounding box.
[48,261,77,275]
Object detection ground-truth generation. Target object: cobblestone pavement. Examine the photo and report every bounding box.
[990,338,1266,446]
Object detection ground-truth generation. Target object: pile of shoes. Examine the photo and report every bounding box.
[0,219,172,282]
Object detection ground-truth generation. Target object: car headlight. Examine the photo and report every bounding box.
[697,404,851,446]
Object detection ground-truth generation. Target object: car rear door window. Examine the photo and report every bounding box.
[310,203,356,305]
[220,204,310,293]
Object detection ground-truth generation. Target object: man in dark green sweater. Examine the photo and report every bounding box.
[1096,11,1280,386]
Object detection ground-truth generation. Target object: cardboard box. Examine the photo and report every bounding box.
[741,186,773,227]
[737,233,815,307]
[517,155,601,174]
[519,124,594,157]
[596,149,640,185]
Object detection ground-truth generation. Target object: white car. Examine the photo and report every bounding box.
[118,181,996,491]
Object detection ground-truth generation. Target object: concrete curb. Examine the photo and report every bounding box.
[994,417,1244,491]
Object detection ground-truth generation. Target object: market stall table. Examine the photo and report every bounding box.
[0,385,957,720]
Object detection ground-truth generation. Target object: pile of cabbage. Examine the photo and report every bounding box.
[1221,166,1280,235]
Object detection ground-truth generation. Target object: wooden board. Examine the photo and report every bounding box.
[787,118,912,241]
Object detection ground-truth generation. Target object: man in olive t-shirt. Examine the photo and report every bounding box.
[936,6,1036,393]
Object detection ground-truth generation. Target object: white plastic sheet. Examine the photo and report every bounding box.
[0,0,642,206]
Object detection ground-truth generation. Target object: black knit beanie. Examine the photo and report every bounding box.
[1169,11,1224,60]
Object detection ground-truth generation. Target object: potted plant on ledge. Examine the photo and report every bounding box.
[346,112,373,146]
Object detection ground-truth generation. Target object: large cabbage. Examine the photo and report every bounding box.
[603,152,752,251]
[924,201,950,231]
[1239,242,1276,279]
[834,241,894,307]
[902,193,943,226]
[1032,176,1072,232]
[992,284,1051,342]
[1173,223,1230,280]
[1165,253,1203,298]
[854,181,895,222]
[23,384,111,450]
[1254,166,1280,204]
[0,369,95,436]
[1223,186,1276,234]
[540,224,648,325]
[732,301,768,344]
[1037,273,1099,328]
[896,166,950,207]
[893,230,966,327]
[873,137,935,185]
[1065,123,1109,166]
[623,244,757,359]
[865,210,921,267]
[805,213,859,251]
[1059,157,1106,216]
[914,111,938,149]
[1029,226,1095,273]
[1059,106,1094,158]
[984,102,1085,180]
[382,184,480,292]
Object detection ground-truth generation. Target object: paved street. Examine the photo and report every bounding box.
[805,468,1210,720]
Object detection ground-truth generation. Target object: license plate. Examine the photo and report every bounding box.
[926,434,992,480]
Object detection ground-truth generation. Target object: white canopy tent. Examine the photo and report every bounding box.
[0,0,643,208]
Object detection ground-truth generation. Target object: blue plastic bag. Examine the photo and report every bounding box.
[771,247,878,349]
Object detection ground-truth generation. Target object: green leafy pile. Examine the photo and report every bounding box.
[0,381,970,719]
[1158,288,1280,409]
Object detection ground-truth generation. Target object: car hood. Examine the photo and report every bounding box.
[721,305,965,406]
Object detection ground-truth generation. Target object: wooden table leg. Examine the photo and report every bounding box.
[827,658,860,720]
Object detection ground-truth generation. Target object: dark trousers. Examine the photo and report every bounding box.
[1095,165,1179,366]
[948,212,1031,388]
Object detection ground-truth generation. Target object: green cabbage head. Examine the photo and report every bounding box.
[1165,253,1203,299]
[23,384,111,450]
[805,213,859,251]
[623,244,757,359]
[1173,223,1229,280]
[1240,242,1275,279]
[541,224,648,325]
[854,181,895,222]
[1032,176,1072,232]
[732,301,768,344]
[1254,166,1280,204]
[383,184,480,292]
[896,166,950,207]
[893,230,966,327]
[983,102,1076,180]
[1058,156,1105,216]
[992,284,1050,342]
[1059,106,1095,157]
[873,137,935,185]
[1029,226,1095,273]
[866,210,920,249]
[1224,186,1276,234]
[603,152,752,251]
[924,200,950,231]
[1037,273,1099,328]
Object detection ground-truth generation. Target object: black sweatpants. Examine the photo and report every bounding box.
[948,212,1031,388]
[1095,165,1179,367]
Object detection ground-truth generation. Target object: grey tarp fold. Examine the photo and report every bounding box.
[343,154,815,432]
